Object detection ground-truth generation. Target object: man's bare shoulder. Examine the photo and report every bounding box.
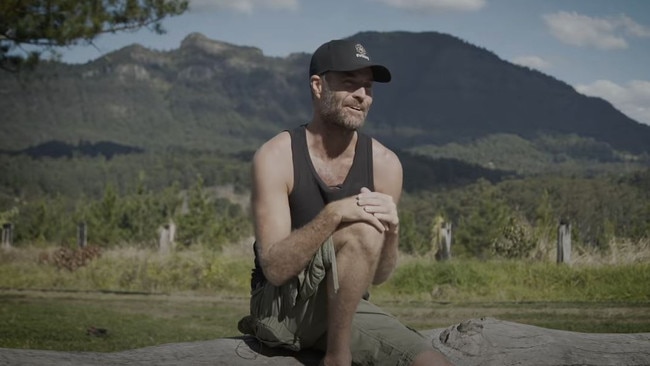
[254,131,292,164]
[253,131,294,193]
[371,138,403,198]
[371,138,401,169]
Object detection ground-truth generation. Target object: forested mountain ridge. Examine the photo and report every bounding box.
[2,31,649,162]
[356,31,650,154]
[1,32,649,251]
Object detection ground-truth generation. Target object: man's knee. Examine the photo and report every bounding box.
[333,222,384,259]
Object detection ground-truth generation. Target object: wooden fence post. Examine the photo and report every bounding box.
[557,221,571,264]
[1,223,13,249]
[159,221,176,254]
[437,222,452,261]
[77,222,87,248]
[159,224,171,254]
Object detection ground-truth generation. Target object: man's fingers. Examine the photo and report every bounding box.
[357,195,391,208]
[362,205,389,214]
[362,210,385,232]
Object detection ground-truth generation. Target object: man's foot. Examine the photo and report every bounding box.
[237,315,255,335]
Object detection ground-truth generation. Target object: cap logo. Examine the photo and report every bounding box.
[355,43,370,61]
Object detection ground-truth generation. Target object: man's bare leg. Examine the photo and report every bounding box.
[322,223,383,366]
[412,350,454,366]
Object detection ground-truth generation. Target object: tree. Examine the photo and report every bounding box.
[453,180,512,258]
[0,0,188,71]
[398,210,429,255]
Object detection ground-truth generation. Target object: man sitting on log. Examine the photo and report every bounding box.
[238,39,452,366]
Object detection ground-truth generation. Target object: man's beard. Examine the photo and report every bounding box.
[319,83,368,131]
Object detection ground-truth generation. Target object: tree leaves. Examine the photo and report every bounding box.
[0,0,188,71]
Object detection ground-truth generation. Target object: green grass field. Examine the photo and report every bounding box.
[0,244,649,352]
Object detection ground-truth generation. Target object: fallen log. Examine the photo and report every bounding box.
[1,317,649,366]
[429,317,650,366]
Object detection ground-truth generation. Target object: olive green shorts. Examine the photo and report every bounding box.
[238,239,431,365]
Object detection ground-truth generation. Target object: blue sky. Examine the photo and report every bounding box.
[59,0,650,126]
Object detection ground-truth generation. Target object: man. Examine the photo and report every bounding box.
[238,39,452,366]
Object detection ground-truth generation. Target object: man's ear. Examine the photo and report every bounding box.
[310,75,323,99]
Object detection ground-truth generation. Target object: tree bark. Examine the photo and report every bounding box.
[1,318,648,366]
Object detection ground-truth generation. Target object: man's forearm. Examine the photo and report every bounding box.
[260,204,341,286]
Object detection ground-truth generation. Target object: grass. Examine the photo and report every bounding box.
[378,299,650,334]
[1,290,648,352]
[0,242,649,352]
[0,245,251,295]
[374,258,650,302]
[0,290,247,352]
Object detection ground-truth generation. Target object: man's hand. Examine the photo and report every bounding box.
[356,187,399,234]
[329,192,387,233]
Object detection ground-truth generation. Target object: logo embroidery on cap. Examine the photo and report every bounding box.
[355,44,370,61]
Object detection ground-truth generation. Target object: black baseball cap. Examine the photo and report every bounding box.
[309,39,391,83]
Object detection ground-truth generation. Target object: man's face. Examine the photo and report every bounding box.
[318,68,374,130]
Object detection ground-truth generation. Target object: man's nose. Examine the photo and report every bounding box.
[352,86,370,99]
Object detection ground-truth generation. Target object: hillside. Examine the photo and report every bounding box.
[354,32,650,155]
[2,31,650,252]
[2,31,650,160]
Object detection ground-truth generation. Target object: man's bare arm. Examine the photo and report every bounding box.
[360,140,403,284]
[252,133,386,286]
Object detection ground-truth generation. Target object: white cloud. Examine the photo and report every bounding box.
[188,0,298,14]
[511,55,551,71]
[543,11,626,50]
[576,80,650,126]
[368,0,485,12]
[543,11,650,50]
[619,14,650,37]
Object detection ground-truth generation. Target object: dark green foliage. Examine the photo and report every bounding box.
[397,169,650,258]
[0,0,188,71]
[83,184,122,245]
[409,133,649,176]
[0,149,250,201]
[4,174,250,249]
[397,150,515,192]
[175,176,214,247]
[12,195,76,245]
[451,180,513,258]
[499,175,650,247]
[490,216,537,259]
[398,210,429,255]
[0,140,145,159]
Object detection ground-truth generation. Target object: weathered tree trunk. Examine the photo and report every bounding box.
[1,318,648,366]
[429,317,650,365]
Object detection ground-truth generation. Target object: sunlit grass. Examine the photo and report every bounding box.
[375,258,650,302]
[1,242,649,302]
[0,291,247,352]
[0,245,252,295]
[1,243,649,352]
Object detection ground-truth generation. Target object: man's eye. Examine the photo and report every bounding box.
[345,81,363,89]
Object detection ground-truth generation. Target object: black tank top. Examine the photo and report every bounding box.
[250,125,375,289]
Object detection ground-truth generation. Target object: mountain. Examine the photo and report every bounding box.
[1,31,649,159]
[0,140,144,159]
[354,32,650,155]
